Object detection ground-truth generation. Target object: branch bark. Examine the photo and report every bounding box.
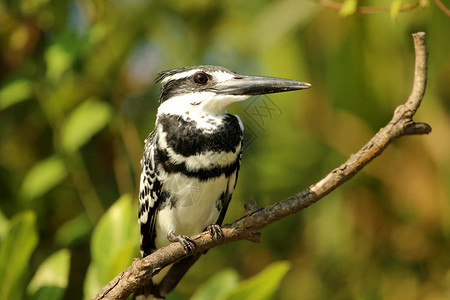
[93,32,431,300]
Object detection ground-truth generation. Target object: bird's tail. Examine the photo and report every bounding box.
[133,282,165,300]
[159,255,201,296]
[133,255,201,299]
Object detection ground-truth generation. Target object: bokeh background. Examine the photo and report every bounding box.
[0,0,449,299]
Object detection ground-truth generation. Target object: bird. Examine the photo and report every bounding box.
[136,65,311,299]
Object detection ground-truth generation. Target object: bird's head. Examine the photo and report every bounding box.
[155,65,311,116]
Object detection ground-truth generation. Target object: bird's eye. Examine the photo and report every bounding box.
[193,72,208,84]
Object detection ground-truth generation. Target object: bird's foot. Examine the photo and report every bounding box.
[167,231,196,253]
[207,224,224,240]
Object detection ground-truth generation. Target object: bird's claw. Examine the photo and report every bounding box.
[167,231,196,253]
[207,224,224,240]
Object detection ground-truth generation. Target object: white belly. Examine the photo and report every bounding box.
[154,173,228,250]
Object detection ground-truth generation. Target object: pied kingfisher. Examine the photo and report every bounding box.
[137,65,310,299]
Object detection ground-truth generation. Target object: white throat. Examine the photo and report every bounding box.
[157,93,249,117]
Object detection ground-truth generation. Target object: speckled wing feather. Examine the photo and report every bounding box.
[216,140,242,226]
[138,131,162,257]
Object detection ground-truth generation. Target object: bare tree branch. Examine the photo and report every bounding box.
[93,32,431,300]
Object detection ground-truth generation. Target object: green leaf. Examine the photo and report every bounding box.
[339,0,358,17]
[0,210,8,243]
[20,155,68,200]
[45,43,75,81]
[390,0,403,21]
[223,261,291,300]
[0,79,32,110]
[166,291,188,300]
[55,213,91,247]
[28,249,71,300]
[419,0,429,7]
[83,194,138,299]
[21,0,51,15]
[0,211,39,300]
[192,269,239,300]
[61,98,113,152]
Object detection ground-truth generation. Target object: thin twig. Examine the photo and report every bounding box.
[93,32,431,300]
[433,0,450,16]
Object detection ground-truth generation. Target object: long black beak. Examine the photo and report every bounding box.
[214,75,311,96]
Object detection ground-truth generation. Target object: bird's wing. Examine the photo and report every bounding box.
[138,131,162,257]
[216,143,243,226]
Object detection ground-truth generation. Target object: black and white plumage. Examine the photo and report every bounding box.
[137,65,310,299]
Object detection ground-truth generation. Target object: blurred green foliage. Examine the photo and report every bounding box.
[0,211,38,299]
[27,248,71,300]
[191,261,291,300]
[84,194,137,299]
[0,0,449,299]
